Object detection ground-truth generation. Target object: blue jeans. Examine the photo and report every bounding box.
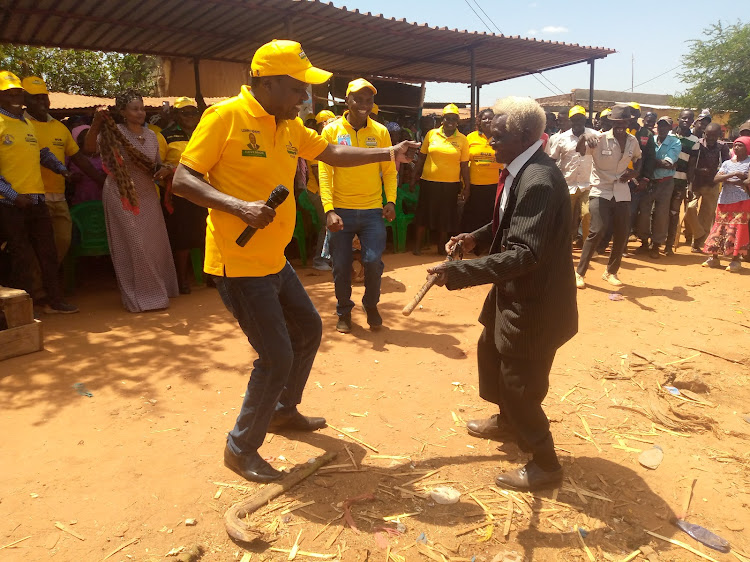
[329,208,386,317]
[215,262,322,455]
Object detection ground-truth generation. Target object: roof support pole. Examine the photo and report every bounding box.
[193,57,206,110]
[470,47,476,127]
[286,15,294,37]
[588,58,595,124]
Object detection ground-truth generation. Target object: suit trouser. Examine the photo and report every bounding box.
[31,199,72,297]
[0,202,62,304]
[635,178,673,246]
[684,184,720,247]
[477,327,559,470]
[577,196,630,276]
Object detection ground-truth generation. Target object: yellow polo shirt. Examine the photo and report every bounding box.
[0,114,45,197]
[318,114,397,213]
[27,115,79,195]
[420,127,469,183]
[466,130,501,185]
[180,86,328,277]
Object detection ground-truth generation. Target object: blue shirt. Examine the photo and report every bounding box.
[652,133,682,180]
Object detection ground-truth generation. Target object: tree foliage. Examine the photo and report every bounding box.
[0,44,158,97]
[672,21,750,128]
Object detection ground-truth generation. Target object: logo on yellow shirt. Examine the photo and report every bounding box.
[242,132,266,157]
[25,134,37,145]
[286,141,298,158]
[2,134,14,145]
[365,136,377,148]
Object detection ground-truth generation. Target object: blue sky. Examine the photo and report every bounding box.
[329,0,746,106]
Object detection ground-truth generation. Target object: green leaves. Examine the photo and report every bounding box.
[0,44,158,97]
[671,21,750,128]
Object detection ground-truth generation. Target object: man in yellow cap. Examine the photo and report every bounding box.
[314,109,336,133]
[172,40,418,483]
[22,76,106,268]
[0,71,78,313]
[546,105,595,252]
[157,97,206,293]
[319,78,397,333]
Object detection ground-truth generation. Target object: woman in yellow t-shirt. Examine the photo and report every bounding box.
[461,108,502,233]
[410,104,470,255]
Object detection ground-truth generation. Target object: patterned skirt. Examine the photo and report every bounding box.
[703,199,750,257]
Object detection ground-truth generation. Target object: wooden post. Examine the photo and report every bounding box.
[470,47,476,127]
[588,58,595,124]
[193,57,205,111]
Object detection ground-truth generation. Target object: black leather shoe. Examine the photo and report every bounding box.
[336,314,352,333]
[223,444,283,483]
[466,414,514,440]
[495,461,563,491]
[267,409,327,432]
[363,305,382,329]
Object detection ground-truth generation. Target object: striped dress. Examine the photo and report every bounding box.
[101,125,178,312]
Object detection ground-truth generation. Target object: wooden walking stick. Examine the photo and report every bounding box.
[402,241,463,316]
[224,450,337,542]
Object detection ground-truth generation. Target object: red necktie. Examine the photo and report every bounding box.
[492,168,510,234]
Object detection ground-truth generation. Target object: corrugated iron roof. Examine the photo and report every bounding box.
[3,0,614,85]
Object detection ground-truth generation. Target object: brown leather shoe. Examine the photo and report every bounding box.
[223,444,284,483]
[466,413,513,440]
[267,409,327,433]
[495,461,563,491]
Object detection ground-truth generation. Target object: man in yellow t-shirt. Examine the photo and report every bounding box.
[319,78,397,333]
[0,71,78,313]
[22,76,106,265]
[172,40,418,483]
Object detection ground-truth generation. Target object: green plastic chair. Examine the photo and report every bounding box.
[190,247,204,284]
[387,184,418,253]
[291,209,308,266]
[64,200,110,290]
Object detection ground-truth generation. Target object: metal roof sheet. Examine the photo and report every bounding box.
[3,0,614,85]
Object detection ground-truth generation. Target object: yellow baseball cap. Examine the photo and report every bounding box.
[174,96,197,109]
[22,76,48,95]
[251,39,332,85]
[443,103,460,116]
[569,105,586,118]
[628,102,641,111]
[0,71,22,91]
[600,108,612,118]
[371,103,379,115]
[346,78,377,97]
[315,109,336,124]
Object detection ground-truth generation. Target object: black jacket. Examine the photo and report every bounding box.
[442,148,578,358]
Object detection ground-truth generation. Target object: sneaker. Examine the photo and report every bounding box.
[649,245,660,259]
[702,256,721,268]
[336,314,352,333]
[664,247,675,257]
[312,258,332,271]
[362,305,382,329]
[634,242,650,255]
[44,301,79,314]
[726,260,742,273]
[601,272,623,287]
[690,247,704,254]
[575,272,585,289]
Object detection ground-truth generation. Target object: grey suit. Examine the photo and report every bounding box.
[442,148,578,468]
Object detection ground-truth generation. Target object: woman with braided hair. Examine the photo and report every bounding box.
[85,90,178,312]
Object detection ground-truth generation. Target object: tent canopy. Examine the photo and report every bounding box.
[4,0,614,86]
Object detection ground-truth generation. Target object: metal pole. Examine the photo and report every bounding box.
[470,47,476,128]
[588,58,595,124]
[193,57,205,110]
[286,15,294,37]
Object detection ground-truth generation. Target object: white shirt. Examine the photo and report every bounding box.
[496,140,542,226]
[588,131,641,202]
[546,128,595,195]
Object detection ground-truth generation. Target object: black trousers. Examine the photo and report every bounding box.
[577,196,630,276]
[0,203,62,303]
[477,327,559,470]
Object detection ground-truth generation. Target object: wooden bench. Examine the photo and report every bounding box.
[0,286,43,361]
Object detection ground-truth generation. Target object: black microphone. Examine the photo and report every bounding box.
[235,184,290,247]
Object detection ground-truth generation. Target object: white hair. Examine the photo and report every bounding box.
[492,97,546,142]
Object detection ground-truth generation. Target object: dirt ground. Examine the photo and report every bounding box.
[1,242,749,562]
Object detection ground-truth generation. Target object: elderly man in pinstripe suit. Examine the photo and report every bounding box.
[429,97,578,491]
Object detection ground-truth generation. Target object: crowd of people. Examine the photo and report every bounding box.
[2,37,748,492]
